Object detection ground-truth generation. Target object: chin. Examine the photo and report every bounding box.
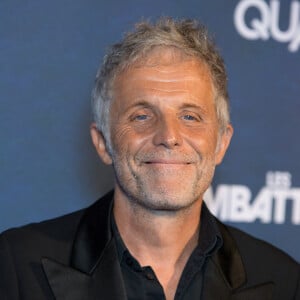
[132,191,201,212]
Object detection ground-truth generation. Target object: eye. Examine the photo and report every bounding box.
[181,112,202,122]
[183,114,197,121]
[129,107,154,123]
[134,114,149,121]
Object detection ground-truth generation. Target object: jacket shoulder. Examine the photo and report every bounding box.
[0,208,88,300]
[0,208,85,262]
[220,222,299,296]
[225,223,298,266]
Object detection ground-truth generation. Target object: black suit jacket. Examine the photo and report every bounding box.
[0,191,299,300]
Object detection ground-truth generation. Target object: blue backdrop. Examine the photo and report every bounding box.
[1,0,299,261]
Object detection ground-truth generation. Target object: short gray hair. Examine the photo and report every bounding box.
[92,17,230,147]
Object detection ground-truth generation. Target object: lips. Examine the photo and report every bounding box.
[136,151,198,166]
[144,160,191,164]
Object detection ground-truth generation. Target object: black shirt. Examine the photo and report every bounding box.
[111,203,222,300]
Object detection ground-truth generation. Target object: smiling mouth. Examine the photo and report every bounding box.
[144,161,192,165]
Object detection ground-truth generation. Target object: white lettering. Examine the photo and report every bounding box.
[291,188,300,223]
[229,185,253,222]
[204,185,230,220]
[289,26,300,51]
[234,0,300,52]
[266,171,291,188]
[270,0,299,42]
[251,187,272,223]
[273,189,289,223]
[205,171,300,224]
[234,0,270,40]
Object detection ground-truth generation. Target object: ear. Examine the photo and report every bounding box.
[215,124,233,165]
[90,123,112,165]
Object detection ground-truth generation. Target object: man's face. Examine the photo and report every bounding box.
[92,49,232,212]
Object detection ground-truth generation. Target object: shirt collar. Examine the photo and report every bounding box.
[198,201,223,256]
[111,201,223,263]
[111,212,129,263]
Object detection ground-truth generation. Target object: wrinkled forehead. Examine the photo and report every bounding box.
[131,46,208,70]
[111,46,216,98]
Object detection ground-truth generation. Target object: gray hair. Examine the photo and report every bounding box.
[92,17,230,149]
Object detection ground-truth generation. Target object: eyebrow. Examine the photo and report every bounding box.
[125,100,154,111]
[121,101,153,116]
[124,100,209,115]
[178,102,208,113]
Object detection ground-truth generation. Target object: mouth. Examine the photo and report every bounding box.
[144,160,192,165]
[144,159,192,169]
[137,153,196,166]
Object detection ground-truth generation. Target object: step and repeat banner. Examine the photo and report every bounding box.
[1,0,299,261]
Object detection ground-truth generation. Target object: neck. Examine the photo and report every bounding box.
[113,187,203,299]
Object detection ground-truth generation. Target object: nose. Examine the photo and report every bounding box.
[152,115,183,149]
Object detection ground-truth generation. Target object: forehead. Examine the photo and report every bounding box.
[125,46,212,77]
[112,48,215,105]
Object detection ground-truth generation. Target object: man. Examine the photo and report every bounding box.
[0,18,299,300]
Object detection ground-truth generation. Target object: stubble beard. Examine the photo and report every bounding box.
[112,153,216,214]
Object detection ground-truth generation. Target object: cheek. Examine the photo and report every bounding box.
[185,128,219,155]
[111,125,150,158]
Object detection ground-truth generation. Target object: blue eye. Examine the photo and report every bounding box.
[183,114,197,121]
[135,114,148,121]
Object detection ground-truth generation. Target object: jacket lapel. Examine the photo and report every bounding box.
[202,258,273,300]
[202,220,274,300]
[42,240,126,300]
[42,191,127,300]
